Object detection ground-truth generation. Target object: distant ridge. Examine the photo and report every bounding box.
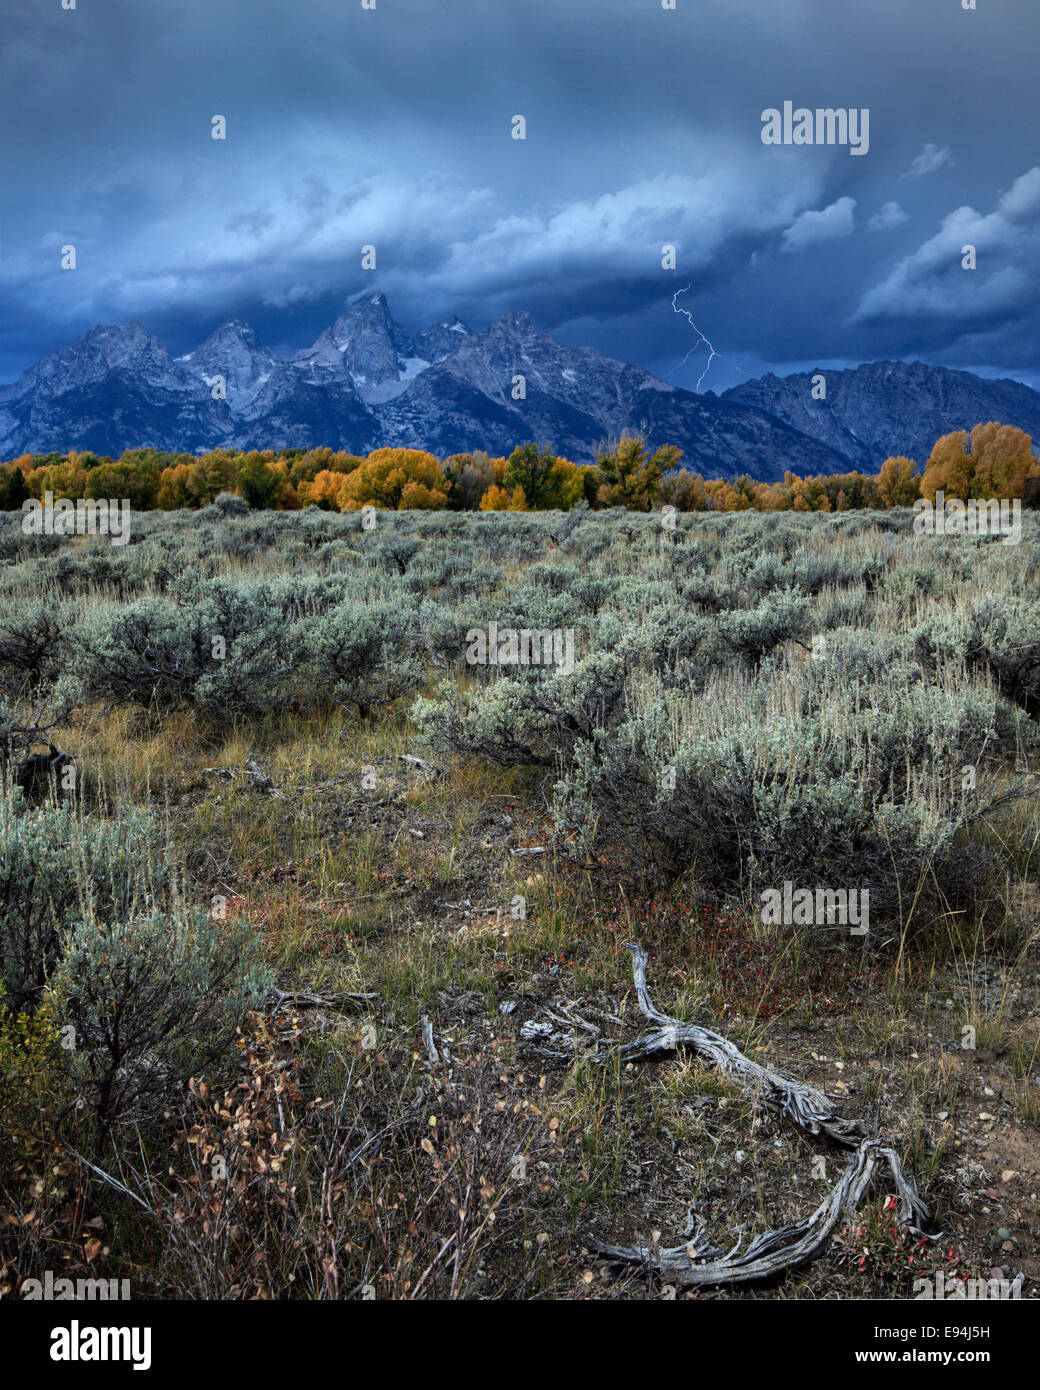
[1,292,1037,478]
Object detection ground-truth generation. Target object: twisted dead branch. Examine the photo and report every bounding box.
[586,942,931,1288]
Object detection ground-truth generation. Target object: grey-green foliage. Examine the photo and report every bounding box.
[55,903,271,1147]
[299,598,425,716]
[916,598,1040,720]
[0,598,76,693]
[74,578,300,716]
[74,596,209,708]
[552,652,1003,924]
[191,578,299,715]
[716,588,811,666]
[414,647,630,769]
[213,491,251,518]
[0,792,164,1011]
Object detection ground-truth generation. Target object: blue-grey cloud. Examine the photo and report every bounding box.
[782,198,856,253]
[868,201,909,232]
[855,168,1040,325]
[902,143,955,178]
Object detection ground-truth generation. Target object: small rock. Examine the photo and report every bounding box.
[997,1227,1012,1241]
[1001,1169,1017,1183]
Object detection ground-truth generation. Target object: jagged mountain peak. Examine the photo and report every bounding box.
[294,290,417,400]
[74,319,164,358]
[486,309,536,337]
[180,320,281,402]
[332,289,393,329]
[202,318,259,339]
[3,301,1038,477]
[414,312,472,364]
[183,319,273,358]
[7,320,174,400]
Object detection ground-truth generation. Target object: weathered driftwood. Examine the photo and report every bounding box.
[586,943,930,1288]
[591,1138,921,1287]
[399,753,439,777]
[200,761,280,795]
[268,986,376,1012]
[420,1014,441,1066]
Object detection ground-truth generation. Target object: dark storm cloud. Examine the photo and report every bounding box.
[1,0,1037,390]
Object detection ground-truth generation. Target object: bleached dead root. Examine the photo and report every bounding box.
[587,942,931,1288]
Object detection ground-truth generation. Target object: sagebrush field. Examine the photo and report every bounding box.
[1,501,1038,1299]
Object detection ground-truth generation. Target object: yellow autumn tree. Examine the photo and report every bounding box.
[157,463,193,509]
[479,484,513,511]
[877,456,921,508]
[27,455,89,501]
[399,479,449,509]
[289,448,363,489]
[336,449,447,510]
[789,474,832,511]
[662,469,709,511]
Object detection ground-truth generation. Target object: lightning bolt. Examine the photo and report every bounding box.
[670,284,720,392]
[670,284,749,392]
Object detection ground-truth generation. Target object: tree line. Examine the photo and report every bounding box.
[0,422,1035,514]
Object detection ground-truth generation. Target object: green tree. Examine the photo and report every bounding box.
[0,465,29,511]
[504,443,560,508]
[236,453,287,509]
[86,459,161,510]
[595,436,665,510]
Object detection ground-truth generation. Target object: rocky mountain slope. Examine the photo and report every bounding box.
[2,293,1037,477]
[723,361,1040,472]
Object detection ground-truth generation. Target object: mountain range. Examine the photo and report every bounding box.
[2,291,1038,480]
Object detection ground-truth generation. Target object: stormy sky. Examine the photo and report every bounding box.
[2,0,1038,391]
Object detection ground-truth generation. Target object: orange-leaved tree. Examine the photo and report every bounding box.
[921,423,1036,502]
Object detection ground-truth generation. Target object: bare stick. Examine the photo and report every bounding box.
[587,943,930,1288]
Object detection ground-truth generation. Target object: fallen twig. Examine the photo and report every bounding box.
[420,1014,441,1066]
[269,986,377,1012]
[399,754,439,777]
[200,761,281,796]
